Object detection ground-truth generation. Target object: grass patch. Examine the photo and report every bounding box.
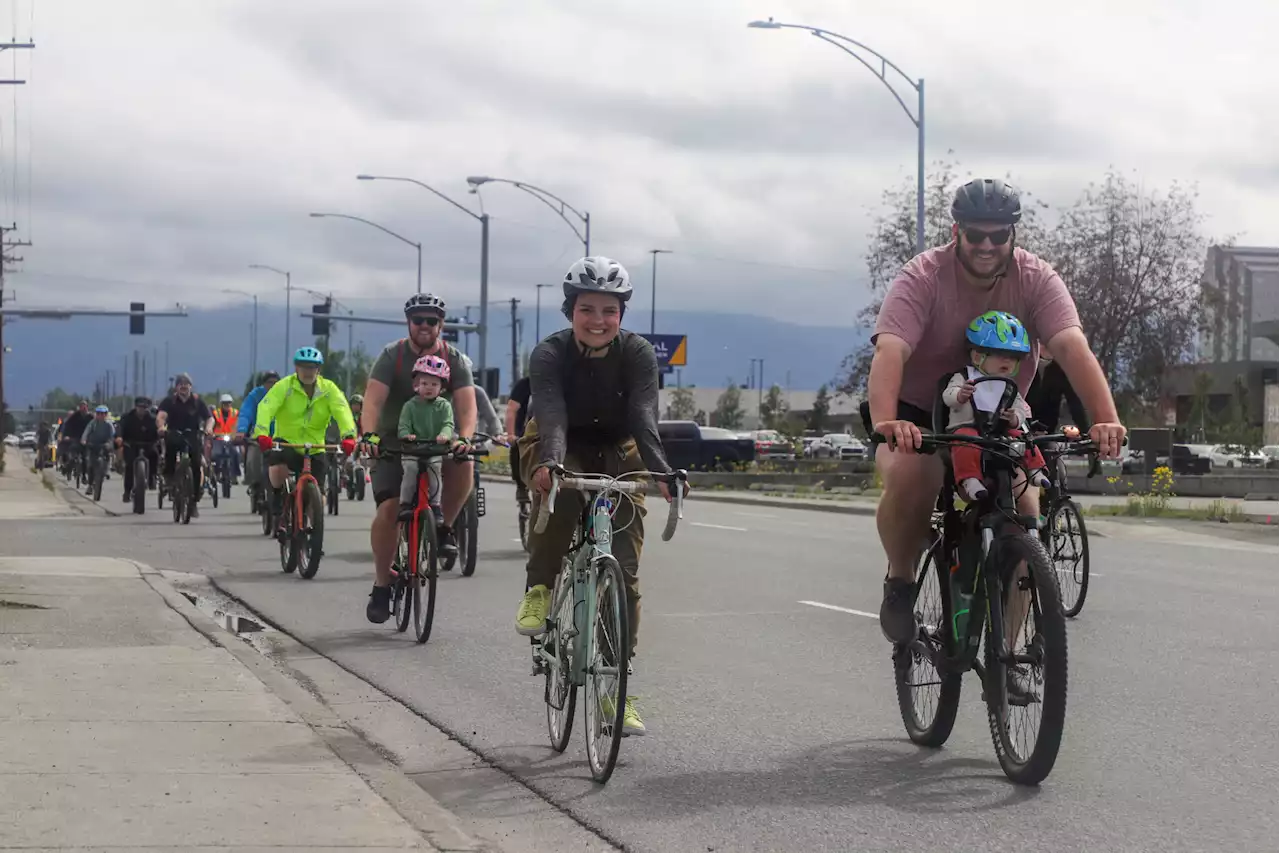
[1084,497,1250,523]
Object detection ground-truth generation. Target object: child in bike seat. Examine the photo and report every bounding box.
[397,354,455,524]
[942,310,1050,503]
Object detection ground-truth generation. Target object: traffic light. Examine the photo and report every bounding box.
[311,299,331,336]
[129,302,145,335]
[442,317,459,343]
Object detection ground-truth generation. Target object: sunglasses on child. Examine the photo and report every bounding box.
[409,315,442,327]
[961,225,1014,246]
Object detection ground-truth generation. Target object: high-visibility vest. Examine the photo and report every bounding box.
[213,408,239,435]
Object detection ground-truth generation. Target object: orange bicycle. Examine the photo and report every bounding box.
[269,441,342,580]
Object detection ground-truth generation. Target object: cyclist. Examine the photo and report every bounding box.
[342,394,364,487]
[252,347,357,537]
[211,393,241,485]
[80,405,116,492]
[459,353,505,441]
[157,373,215,517]
[116,396,159,502]
[513,256,675,737]
[506,374,532,502]
[866,177,1126,645]
[58,401,92,481]
[35,421,52,469]
[359,294,477,625]
[236,371,280,502]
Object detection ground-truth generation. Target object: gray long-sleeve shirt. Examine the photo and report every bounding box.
[473,385,502,438]
[81,418,116,447]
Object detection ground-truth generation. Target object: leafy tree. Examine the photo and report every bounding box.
[693,409,708,426]
[712,382,744,430]
[759,384,788,430]
[837,156,1048,394]
[320,339,374,397]
[667,386,697,421]
[1041,170,1209,413]
[807,384,831,432]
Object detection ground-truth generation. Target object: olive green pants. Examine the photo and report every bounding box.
[519,418,646,657]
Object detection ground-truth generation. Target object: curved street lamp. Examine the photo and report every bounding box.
[248,264,292,369]
[465,175,590,256]
[309,212,422,294]
[748,18,925,254]
[357,174,492,373]
[222,288,258,380]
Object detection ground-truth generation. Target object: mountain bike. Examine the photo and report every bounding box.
[163,429,201,525]
[530,466,687,783]
[1029,431,1096,618]
[441,434,499,577]
[326,450,341,516]
[208,434,236,503]
[122,440,156,515]
[388,441,457,643]
[85,444,111,502]
[270,441,335,580]
[876,375,1094,786]
[345,453,367,501]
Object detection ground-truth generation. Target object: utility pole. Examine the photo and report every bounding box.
[0,225,30,430]
[509,298,521,387]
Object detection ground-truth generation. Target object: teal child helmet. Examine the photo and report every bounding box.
[965,310,1030,355]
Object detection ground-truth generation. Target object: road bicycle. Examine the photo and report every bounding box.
[269,441,336,579]
[1028,431,1097,618]
[441,434,498,577]
[530,466,687,783]
[387,440,457,643]
[879,375,1101,786]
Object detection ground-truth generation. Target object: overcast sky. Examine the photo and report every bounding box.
[2,0,1276,326]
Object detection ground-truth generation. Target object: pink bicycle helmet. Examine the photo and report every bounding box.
[412,354,451,382]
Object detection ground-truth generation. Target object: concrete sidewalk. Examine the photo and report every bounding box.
[0,553,480,851]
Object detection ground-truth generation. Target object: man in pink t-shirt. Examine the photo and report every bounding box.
[866,178,1127,645]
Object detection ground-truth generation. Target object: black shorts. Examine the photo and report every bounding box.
[266,447,327,486]
[859,399,934,437]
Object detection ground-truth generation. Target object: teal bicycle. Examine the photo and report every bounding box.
[530,466,687,783]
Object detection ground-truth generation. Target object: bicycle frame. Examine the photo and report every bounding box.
[271,442,340,534]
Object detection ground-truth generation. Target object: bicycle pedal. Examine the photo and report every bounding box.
[475,487,486,517]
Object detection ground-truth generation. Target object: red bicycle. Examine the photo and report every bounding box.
[270,441,341,580]
[388,440,458,643]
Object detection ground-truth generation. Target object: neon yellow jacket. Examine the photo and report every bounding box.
[252,374,356,454]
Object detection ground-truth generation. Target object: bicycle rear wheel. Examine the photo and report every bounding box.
[460,496,479,577]
[413,517,439,644]
[209,466,219,508]
[133,457,147,515]
[92,456,104,502]
[327,466,339,516]
[298,480,325,579]
[544,563,577,752]
[583,556,629,783]
[278,497,298,573]
[393,524,412,633]
[984,532,1068,786]
[1046,499,1089,618]
[894,537,962,747]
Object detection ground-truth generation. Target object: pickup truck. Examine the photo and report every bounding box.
[658,421,756,471]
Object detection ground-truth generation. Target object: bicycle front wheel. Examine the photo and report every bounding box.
[133,457,147,515]
[92,457,105,502]
[298,480,325,579]
[1046,499,1090,618]
[545,563,578,752]
[413,516,439,644]
[393,524,412,633]
[894,538,962,747]
[583,556,630,784]
[460,497,479,577]
[984,532,1068,786]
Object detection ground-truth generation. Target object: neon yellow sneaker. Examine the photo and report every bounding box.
[515,585,550,636]
[600,694,646,737]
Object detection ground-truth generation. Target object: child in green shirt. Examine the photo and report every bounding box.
[397,354,455,522]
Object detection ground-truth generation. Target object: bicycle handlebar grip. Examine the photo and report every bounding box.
[532,472,560,535]
[660,477,684,542]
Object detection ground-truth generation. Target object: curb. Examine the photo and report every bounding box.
[136,564,494,853]
[41,467,119,517]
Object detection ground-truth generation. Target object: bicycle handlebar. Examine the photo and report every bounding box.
[272,441,345,452]
[533,467,689,542]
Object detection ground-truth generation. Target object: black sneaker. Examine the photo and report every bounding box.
[879,577,917,644]
[982,667,1041,707]
[438,525,458,558]
[366,584,392,624]
[123,493,131,503]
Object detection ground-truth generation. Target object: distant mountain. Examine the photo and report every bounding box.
[3,299,863,406]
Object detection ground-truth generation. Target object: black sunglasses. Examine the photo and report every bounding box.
[409,315,441,327]
[962,225,1014,246]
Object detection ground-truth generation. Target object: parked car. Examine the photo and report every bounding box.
[18,431,37,449]
[1262,445,1278,470]
[749,429,795,461]
[658,421,756,471]
[1169,444,1211,475]
[1206,444,1267,469]
[2,433,18,447]
[811,433,865,460]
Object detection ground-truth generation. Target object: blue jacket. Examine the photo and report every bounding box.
[236,385,275,436]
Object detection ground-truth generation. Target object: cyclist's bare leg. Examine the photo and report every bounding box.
[371,498,398,585]
[267,464,288,489]
[1004,470,1041,648]
[875,445,944,581]
[439,458,474,527]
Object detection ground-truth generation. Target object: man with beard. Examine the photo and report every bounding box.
[863,178,1127,644]
[358,293,477,624]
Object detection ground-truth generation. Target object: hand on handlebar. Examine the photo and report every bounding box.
[340,437,356,456]
[874,419,923,452]
[1088,422,1127,460]
[255,434,274,453]
[955,380,975,404]
[532,464,555,495]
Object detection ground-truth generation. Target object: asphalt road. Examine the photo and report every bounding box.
[9,473,1278,853]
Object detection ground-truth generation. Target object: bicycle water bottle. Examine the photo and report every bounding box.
[949,559,973,643]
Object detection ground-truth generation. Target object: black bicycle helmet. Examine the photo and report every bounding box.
[951,178,1022,225]
[404,293,447,316]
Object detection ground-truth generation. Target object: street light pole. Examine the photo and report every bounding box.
[748,18,926,254]
[648,249,671,335]
[535,283,552,342]
[465,175,589,255]
[308,212,422,296]
[355,174,492,373]
[248,265,291,368]
[222,289,259,380]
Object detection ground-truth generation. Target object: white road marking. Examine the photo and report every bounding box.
[798,600,878,619]
[511,538,524,544]
[691,521,749,532]
[1056,567,1102,578]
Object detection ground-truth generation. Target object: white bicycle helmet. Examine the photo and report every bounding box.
[561,256,632,318]
[404,293,447,316]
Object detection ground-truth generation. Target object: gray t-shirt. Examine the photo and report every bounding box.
[370,338,472,450]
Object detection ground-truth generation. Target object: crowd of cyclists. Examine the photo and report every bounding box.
[31,177,1127,753]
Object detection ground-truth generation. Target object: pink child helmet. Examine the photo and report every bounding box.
[412,354,451,382]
